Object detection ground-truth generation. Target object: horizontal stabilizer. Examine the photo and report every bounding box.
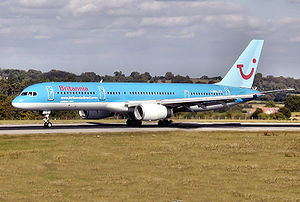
[258,88,295,95]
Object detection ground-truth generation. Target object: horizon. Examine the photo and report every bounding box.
[1,67,298,80]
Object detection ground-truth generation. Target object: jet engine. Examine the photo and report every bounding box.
[134,104,173,121]
[79,110,113,119]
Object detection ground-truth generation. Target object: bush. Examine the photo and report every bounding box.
[279,107,291,119]
[265,101,276,107]
[285,96,300,112]
[250,108,263,119]
[258,113,270,120]
[271,112,287,120]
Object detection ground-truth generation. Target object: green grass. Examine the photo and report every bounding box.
[0,131,300,201]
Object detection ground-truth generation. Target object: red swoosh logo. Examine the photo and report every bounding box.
[237,64,254,80]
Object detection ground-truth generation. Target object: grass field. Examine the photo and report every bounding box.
[0,131,300,201]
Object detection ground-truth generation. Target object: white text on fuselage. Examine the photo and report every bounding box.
[61,96,97,100]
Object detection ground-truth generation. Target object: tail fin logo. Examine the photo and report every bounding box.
[237,58,256,80]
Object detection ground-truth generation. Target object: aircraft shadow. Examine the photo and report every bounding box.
[1,122,300,131]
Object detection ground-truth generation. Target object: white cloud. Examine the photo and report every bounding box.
[141,16,194,27]
[66,0,135,16]
[288,0,300,3]
[18,0,67,8]
[125,29,145,38]
[164,32,195,39]
[34,35,50,39]
[290,35,300,42]
[139,1,165,11]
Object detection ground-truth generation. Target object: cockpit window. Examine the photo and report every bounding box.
[20,91,37,96]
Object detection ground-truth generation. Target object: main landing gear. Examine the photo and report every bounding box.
[126,119,142,126]
[42,111,52,128]
[158,119,173,127]
[126,119,173,127]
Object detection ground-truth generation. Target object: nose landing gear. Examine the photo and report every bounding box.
[42,111,52,128]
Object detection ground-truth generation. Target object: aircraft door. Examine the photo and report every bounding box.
[98,86,106,101]
[224,87,230,96]
[46,86,54,101]
[184,90,190,98]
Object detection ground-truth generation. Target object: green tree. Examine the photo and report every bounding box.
[284,96,300,112]
[258,113,269,120]
[141,72,152,81]
[265,100,277,107]
[271,112,287,120]
[278,107,291,119]
[165,72,174,80]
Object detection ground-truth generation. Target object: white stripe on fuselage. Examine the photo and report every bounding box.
[12,102,129,112]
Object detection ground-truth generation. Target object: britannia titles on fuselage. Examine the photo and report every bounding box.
[58,85,89,92]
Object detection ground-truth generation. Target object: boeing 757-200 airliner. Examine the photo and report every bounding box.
[12,40,293,127]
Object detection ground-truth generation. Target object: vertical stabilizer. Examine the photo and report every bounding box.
[218,40,264,88]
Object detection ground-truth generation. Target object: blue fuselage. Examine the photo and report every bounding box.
[12,82,260,112]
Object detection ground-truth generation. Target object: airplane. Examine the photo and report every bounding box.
[11,40,293,128]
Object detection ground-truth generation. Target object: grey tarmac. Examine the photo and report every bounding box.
[1,122,300,135]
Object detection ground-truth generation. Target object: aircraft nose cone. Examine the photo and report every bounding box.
[11,96,24,109]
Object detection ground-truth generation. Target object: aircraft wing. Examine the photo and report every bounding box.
[126,88,295,108]
[126,94,258,108]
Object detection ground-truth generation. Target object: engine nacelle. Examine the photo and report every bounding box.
[79,110,112,119]
[134,104,172,121]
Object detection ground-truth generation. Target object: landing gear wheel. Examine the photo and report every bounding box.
[42,111,52,128]
[44,122,52,128]
[126,119,133,126]
[126,119,142,127]
[158,119,172,127]
[135,120,142,126]
[47,122,52,128]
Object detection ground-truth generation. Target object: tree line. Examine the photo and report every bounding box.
[0,68,299,120]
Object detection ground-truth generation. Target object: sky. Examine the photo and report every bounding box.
[0,0,300,78]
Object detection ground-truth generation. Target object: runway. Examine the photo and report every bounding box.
[1,122,300,135]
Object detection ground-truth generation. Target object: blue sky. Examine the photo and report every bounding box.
[0,0,300,78]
